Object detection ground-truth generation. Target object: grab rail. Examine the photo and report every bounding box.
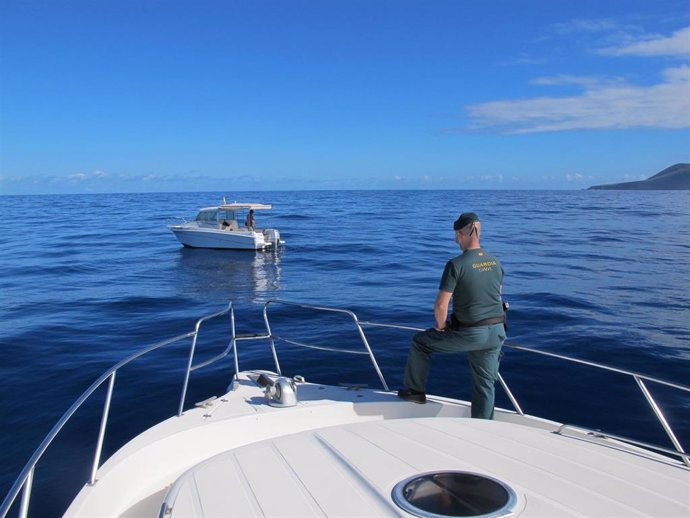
[555,424,690,463]
[177,305,235,416]
[504,343,689,467]
[0,304,234,518]
[262,300,390,391]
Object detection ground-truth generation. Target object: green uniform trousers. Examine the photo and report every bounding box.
[403,323,506,419]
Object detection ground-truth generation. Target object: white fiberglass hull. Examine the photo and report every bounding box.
[65,371,690,518]
[170,226,271,250]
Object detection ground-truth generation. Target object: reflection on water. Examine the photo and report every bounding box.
[175,248,282,303]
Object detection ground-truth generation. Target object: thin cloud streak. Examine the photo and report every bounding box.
[551,18,632,35]
[599,26,690,57]
[465,66,690,134]
[530,74,624,87]
[67,170,108,183]
[565,173,594,182]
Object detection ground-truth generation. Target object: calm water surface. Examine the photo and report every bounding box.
[1,190,688,515]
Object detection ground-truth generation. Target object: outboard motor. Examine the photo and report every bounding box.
[263,228,281,248]
[265,376,298,407]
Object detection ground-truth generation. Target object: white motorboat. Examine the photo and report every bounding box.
[1,301,689,517]
[169,199,284,250]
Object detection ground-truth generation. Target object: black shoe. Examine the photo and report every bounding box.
[397,388,426,404]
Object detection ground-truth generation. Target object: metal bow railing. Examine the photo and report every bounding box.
[1,304,236,518]
[2,299,688,518]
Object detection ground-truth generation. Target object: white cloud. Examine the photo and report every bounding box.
[465,65,690,134]
[663,64,690,81]
[67,170,109,182]
[552,19,627,35]
[480,25,690,134]
[599,26,690,57]
[530,74,623,87]
[565,173,594,182]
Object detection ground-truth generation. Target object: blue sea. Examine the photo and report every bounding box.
[1,190,689,516]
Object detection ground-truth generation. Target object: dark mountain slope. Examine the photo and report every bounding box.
[589,163,690,190]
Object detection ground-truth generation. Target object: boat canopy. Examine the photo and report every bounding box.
[198,202,272,211]
[220,202,272,210]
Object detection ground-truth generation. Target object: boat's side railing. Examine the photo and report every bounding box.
[358,319,690,468]
[354,319,526,412]
[256,300,688,467]
[1,300,395,518]
[554,425,690,465]
[0,304,236,518]
[502,343,690,467]
[261,300,390,391]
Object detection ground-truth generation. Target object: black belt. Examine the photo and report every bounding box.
[451,315,505,329]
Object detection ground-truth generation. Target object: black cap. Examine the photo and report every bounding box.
[453,212,479,230]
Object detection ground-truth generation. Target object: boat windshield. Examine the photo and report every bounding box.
[218,209,237,221]
[195,209,237,222]
[195,210,217,222]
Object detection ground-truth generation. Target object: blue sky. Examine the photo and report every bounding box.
[1,0,689,194]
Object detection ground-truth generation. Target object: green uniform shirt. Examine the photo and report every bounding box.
[439,248,504,324]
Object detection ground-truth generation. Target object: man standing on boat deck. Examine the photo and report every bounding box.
[245,209,256,231]
[398,212,506,419]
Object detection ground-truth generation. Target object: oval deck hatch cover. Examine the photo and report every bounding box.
[391,471,517,518]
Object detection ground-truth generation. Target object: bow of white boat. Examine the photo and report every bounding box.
[64,371,471,517]
[64,370,690,518]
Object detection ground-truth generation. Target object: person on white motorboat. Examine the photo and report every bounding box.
[245,209,256,230]
[398,212,506,419]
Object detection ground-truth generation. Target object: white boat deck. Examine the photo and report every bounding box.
[65,371,690,518]
[166,418,689,517]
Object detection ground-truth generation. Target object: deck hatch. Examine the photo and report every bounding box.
[391,471,517,518]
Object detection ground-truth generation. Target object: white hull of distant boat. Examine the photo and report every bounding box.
[169,199,284,250]
[2,301,689,518]
[170,224,281,250]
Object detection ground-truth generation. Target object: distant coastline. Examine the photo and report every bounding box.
[588,163,690,190]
